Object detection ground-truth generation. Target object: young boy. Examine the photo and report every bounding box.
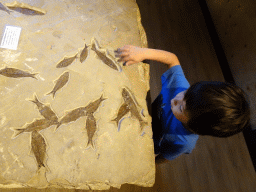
[115,45,251,162]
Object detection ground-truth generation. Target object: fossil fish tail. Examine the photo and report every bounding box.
[111,117,119,128]
[29,73,38,79]
[29,94,42,107]
[139,120,148,132]
[46,90,56,98]
[85,94,106,115]
[54,123,61,132]
[110,102,130,131]
[122,87,147,131]
[111,117,125,132]
[29,94,58,123]
[31,131,47,171]
[54,121,66,132]
[85,114,97,149]
[10,128,26,139]
[130,107,148,131]
[86,137,94,149]
[11,119,54,139]
[27,166,49,188]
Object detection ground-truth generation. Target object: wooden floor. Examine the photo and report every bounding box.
[2,0,256,191]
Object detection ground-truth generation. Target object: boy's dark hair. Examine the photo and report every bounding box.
[183,81,251,137]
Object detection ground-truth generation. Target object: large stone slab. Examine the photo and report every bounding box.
[0,0,155,190]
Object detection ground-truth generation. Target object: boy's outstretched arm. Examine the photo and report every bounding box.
[115,45,180,69]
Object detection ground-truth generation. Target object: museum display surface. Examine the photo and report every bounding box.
[0,0,155,190]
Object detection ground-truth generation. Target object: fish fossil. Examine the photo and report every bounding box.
[111,102,130,131]
[11,119,54,139]
[80,43,88,63]
[47,71,69,98]
[122,87,148,131]
[0,2,11,14]
[85,114,97,149]
[91,37,121,72]
[29,94,58,124]
[84,94,106,115]
[0,67,38,79]
[121,87,141,107]
[31,131,47,170]
[55,107,86,131]
[56,53,78,68]
[5,1,47,15]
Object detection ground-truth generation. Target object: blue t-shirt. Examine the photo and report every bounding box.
[153,65,199,160]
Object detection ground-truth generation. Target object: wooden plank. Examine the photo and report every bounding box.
[136,0,256,192]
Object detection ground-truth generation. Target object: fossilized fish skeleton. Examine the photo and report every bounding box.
[111,102,130,132]
[47,71,69,98]
[80,43,88,63]
[55,106,86,131]
[91,37,122,72]
[56,53,78,68]
[31,131,47,170]
[130,104,148,132]
[85,114,97,149]
[121,87,148,131]
[11,118,54,139]
[29,94,58,124]
[121,87,140,107]
[85,94,106,115]
[0,67,38,79]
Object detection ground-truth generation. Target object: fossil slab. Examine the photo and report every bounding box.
[0,0,154,190]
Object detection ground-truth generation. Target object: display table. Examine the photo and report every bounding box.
[0,0,155,190]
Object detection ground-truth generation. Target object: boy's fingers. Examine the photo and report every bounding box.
[119,53,130,58]
[115,51,130,59]
[115,54,121,58]
[115,47,127,52]
[114,48,122,53]
[120,45,133,52]
[123,60,136,66]
[118,55,130,62]
[118,57,126,62]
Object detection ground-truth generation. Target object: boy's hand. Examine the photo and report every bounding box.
[115,45,146,66]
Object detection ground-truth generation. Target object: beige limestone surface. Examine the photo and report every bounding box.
[0,0,154,190]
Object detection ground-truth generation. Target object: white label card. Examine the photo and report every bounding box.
[0,26,22,50]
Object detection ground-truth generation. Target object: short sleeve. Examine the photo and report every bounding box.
[161,65,190,89]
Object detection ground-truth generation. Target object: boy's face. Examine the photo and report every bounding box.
[171,90,189,124]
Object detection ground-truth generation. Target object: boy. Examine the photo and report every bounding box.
[115,45,251,162]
